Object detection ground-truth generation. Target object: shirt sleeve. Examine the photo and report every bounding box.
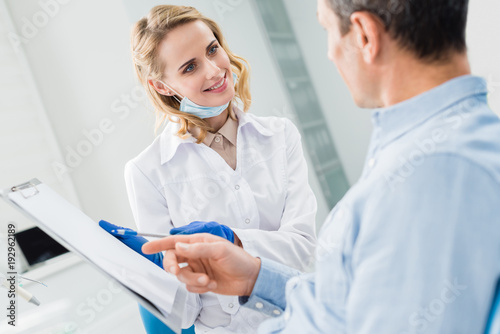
[233,119,317,271]
[240,257,301,315]
[124,160,202,328]
[346,155,500,333]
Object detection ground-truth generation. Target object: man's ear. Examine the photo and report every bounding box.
[148,79,174,96]
[350,12,383,64]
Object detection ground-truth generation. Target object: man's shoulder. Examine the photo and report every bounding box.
[383,102,500,187]
[433,102,500,182]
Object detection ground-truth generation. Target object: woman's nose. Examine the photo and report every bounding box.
[205,59,221,79]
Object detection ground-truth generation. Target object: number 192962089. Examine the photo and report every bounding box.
[7,223,16,271]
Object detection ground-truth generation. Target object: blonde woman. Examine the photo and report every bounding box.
[102,5,317,333]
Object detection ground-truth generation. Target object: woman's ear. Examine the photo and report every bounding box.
[148,79,174,96]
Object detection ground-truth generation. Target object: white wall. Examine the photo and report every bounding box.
[467,0,500,114]
[283,0,373,186]
[5,0,153,229]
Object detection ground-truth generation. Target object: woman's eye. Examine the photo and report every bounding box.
[209,45,218,55]
[185,64,195,72]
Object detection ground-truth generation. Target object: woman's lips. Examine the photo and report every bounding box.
[204,72,226,92]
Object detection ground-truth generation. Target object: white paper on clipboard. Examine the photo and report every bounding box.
[0,178,186,333]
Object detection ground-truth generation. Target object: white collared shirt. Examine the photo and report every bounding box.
[124,107,317,333]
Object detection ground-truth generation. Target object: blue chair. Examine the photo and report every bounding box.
[139,305,195,334]
[485,278,500,334]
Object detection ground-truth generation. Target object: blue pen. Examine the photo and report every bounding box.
[111,229,170,238]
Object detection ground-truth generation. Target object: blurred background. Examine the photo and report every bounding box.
[0,0,499,332]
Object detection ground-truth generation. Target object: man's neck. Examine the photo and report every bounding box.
[379,52,471,108]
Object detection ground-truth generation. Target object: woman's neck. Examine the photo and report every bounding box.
[205,108,230,133]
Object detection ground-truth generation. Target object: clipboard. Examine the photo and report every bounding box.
[1,178,186,333]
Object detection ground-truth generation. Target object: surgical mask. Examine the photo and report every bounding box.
[162,72,238,119]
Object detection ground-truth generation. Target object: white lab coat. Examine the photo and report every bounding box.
[124,107,317,333]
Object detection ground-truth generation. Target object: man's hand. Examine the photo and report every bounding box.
[99,220,163,268]
[142,234,261,296]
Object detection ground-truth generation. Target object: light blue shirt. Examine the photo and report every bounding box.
[242,76,500,333]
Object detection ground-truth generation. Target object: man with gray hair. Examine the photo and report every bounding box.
[143,0,500,332]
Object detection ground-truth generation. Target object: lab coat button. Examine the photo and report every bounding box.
[228,303,234,308]
[255,302,264,309]
[368,158,375,168]
[245,218,250,224]
[235,185,240,190]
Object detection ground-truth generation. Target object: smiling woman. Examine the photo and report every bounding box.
[131,6,251,142]
[102,4,319,334]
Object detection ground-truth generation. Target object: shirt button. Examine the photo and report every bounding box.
[215,136,221,143]
[228,303,234,308]
[273,309,281,315]
[235,185,240,190]
[255,302,264,309]
[245,218,250,224]
[368,158,375,168]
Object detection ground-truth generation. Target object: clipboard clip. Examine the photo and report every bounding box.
[11,181,39,199]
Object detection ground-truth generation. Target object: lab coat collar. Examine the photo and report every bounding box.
[233,106,275,137]
[160,120,196,165]
[160,106,274,165]
[371,75,488,149]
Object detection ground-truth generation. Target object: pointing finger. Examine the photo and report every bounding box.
[142,234,225,254]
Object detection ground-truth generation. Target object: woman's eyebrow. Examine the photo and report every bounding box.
[177,39,218,72]
[205,39,217,52]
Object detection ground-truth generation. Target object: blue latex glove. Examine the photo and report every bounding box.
[99,220,163,268]
[170,221,235,243]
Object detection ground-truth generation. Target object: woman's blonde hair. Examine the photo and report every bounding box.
[131,5,251,143]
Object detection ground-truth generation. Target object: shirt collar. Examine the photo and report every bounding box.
[371,75,488,148]
[217,111,238,146]
[200,109,238,147]
[160,106,273,164]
